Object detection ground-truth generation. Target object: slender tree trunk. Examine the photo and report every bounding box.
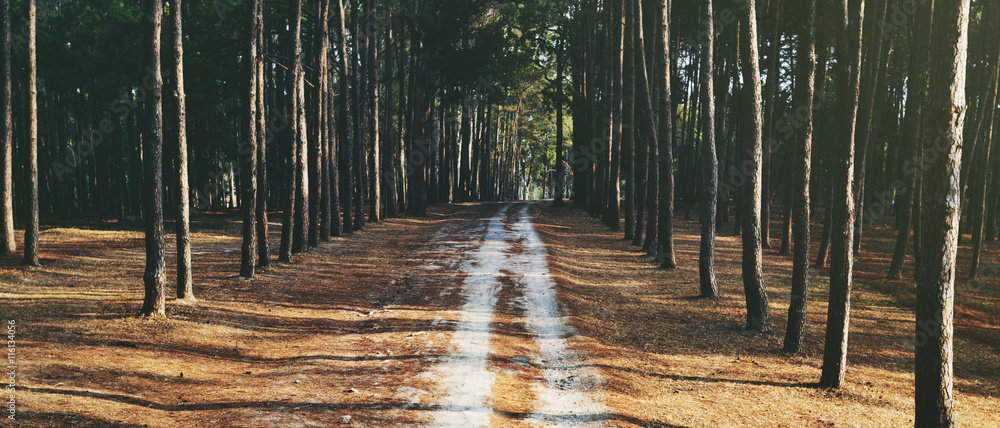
[318,0,331,241]
[555,36,566,207]
[698,0,717,298]
[240,0,261,278]
[655,0,675,268]
[819,0,864,389]
[22,0,39,267]
[737,0,769,332]
[0,0,13,255]
[622,0,636,239]
[173,0,194,297]
[336,0,353,233]
[602,0,624,231]
[783,0,815,353]
[760,0,781,249]
[366,0,380,222]
[140,0,165,316]
[256,5,270,266]
[292,0,310,253]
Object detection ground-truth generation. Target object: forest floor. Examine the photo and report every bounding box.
[1,201,998,427]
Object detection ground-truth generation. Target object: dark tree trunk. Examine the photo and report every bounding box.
[738,0,769,332]
[820,0,864,389]
[140,0,165,316]
[256,4,270,266]
[240,0,261,279]
[655,0,675,268]
[602,0,624,231]
[173,0,194,297]
[336,0,353,233]
[622,0,635,238]
[22,0,39,267]
[914,0,969,425]
[783,0,815,353]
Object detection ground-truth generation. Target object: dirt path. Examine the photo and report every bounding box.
[412,203,606,426]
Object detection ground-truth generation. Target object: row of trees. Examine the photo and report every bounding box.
[572,0,972,426]
[0,0,568,310]
[571,0,973,425]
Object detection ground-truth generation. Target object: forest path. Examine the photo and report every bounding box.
[411,202,607,427]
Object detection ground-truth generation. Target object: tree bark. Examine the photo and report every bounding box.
[820,0,864,389]
[140,0,165,316]
[783,0,815,353]
[655,0,675,268]
[0,0,13,255]
[173,0,194,297]
[698,0,717,298]
[914,0,969,425]
[240,0,261,278]
[738,0,768,332]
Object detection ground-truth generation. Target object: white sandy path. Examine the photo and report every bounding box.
[424,203,607,427]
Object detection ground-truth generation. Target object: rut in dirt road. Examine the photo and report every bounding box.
[425,203,607,426]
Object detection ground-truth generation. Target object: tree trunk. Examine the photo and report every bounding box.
[914,0,969,425]
[819,0,864,389]
[240,0,261,278]
[655,0,675,268]
[366,0,380,222]
[256,4,270,266]
[737,0,768,332]
[292,0,310,253]
[173,0,194,297]
[698,0,718,298]
[336,0,352,233]
[783,0,815,353]
[0,0,13,255]
[140,0,165,316]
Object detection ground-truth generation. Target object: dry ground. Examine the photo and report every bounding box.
[1,201,998,427]
[531,201,999,427]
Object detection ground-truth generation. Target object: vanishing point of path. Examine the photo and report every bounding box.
[412,202,607,426]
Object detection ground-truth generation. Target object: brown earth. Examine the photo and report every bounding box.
[1,201,998,427]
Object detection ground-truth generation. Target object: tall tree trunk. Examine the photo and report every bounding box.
[602,0,624,231]
[292,0,310,253]
[555,35,566,207]
[783,0,815,353]
[737,0,769,332]
[622,0,636,238]
[914,0,969,425]
[240,0,261,278]
[256,4,270,266]
[852,0,889,255]
[318,0,332,241]
[698,0,718,298]
[22,0,39,267]
[336,0,353,233]
[655,0,675,268]
[366,0,380,222]
[0,0,13,255]
[140,0,165,316]
[819,0,864,389]
[760,0,781,249]
[173,0,194,297]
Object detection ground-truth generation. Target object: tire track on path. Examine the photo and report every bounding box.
[423,203,607,427]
